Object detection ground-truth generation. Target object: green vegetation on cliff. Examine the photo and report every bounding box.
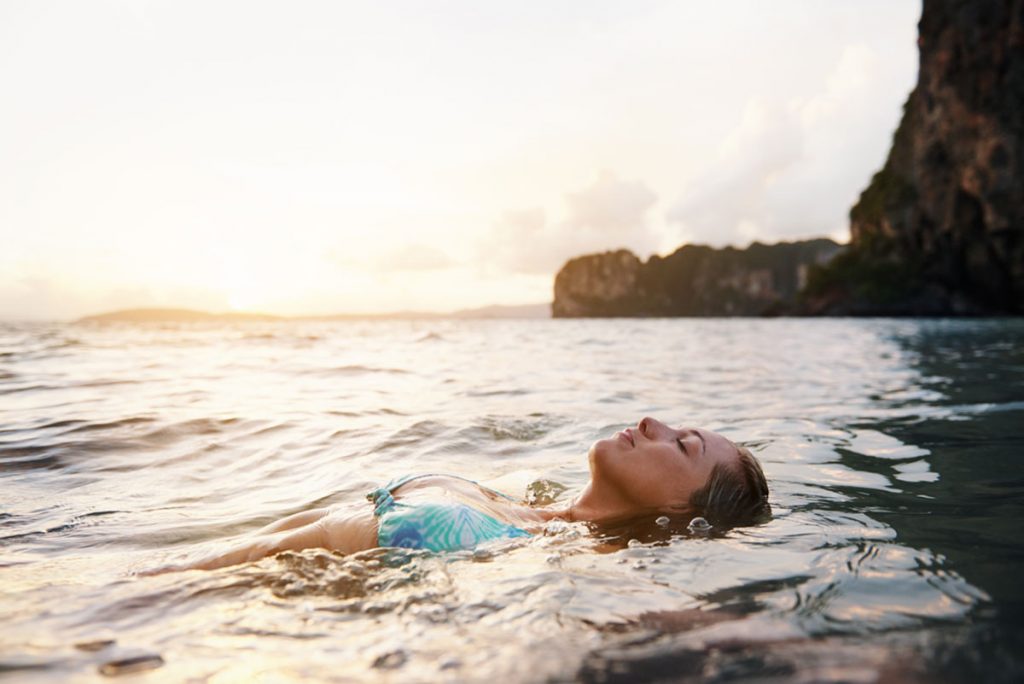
[801,248,927,314]
[808,0,1024,315]
[553,239,842,317]
[849,95,918,232]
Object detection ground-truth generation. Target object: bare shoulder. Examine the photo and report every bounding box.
[320,501,379,553]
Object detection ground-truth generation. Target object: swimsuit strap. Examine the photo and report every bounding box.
[367,473,435,515]
[366,473,516,516]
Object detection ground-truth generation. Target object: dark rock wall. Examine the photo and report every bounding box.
[552,1,1023,317]
[809,0,1024,314]
[552,240,841,317]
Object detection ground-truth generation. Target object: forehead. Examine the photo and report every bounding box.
[696,428,739,464]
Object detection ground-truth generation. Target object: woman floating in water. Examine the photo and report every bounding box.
[159,417,769,571]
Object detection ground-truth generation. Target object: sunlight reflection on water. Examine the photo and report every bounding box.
[1,318,1022,681]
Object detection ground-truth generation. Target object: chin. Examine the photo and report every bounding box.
[588,438,618,472]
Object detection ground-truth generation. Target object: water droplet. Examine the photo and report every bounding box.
[688,517,712,533]
[545,520,567,535]
[655,516,671,527]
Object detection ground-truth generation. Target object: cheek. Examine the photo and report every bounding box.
[627,452,690,504]
[589,443,690,507]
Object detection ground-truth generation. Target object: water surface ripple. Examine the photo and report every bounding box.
[1,318,1022,682]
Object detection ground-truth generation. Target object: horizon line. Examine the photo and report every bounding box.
[0,302,554,325]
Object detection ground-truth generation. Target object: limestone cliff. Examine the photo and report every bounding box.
[805,0,1024,314]
[552,239,841,317]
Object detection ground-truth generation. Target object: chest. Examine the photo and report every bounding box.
[391,475,520,524]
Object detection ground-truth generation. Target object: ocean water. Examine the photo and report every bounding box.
[1,317,1022,682]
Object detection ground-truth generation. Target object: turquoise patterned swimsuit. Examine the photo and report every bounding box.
[367,474,531,551]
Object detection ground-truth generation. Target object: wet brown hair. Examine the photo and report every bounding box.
[688,446,770,527]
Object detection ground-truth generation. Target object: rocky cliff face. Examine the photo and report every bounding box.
[806,0,1024,314]
[552,239,841,317]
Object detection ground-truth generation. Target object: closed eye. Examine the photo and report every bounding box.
[678,431,706,458]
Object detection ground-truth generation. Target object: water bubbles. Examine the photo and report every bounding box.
[543,519,580,540]
[688,517,712,534]
[655,516,671,528]
[544,520,569,535]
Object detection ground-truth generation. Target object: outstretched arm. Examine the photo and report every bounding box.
[187,519,332,570]
[144,504,379,573]
[253,506,332,535]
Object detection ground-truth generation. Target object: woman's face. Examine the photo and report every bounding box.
[585,417,740,518]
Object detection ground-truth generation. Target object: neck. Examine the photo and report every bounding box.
[501,500,570,524]
[568,480,646,524]
[499,481,641,525]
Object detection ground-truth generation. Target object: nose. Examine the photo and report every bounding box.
[637,416,670,440]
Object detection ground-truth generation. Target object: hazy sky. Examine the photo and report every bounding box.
[0,0,920,319]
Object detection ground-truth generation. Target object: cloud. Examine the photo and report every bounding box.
[486,171,660,274]
[486,208,552,273]
[668,43,907,246]
[564,171,658,240]
[668,100,804,246]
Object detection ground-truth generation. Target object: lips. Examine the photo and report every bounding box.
[618,428,635,447]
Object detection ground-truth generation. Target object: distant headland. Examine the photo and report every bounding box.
[78,309,283,323]
[553,0,1024,318]
[553,239,842,317]
[76,303,551,324]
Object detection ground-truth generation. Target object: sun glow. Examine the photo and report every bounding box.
[0,2,921,321]
[226,288,258,312]
[222,269,262,312]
